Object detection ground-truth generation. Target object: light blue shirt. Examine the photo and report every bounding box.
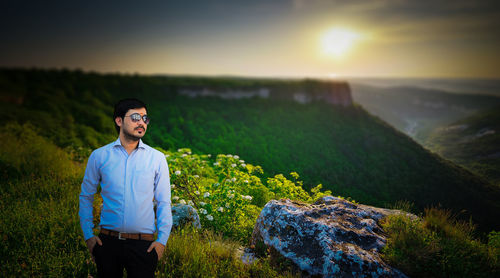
[79,138,172,245]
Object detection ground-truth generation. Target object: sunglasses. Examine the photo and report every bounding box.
[125,113,150,124]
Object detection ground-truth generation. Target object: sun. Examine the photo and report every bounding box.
[321,28,361,58]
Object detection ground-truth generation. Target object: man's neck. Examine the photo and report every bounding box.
[119,134,140,155]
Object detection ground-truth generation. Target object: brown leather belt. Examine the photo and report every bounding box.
[100,228,155,241]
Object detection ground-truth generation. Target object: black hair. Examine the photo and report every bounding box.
[113,98,147,134]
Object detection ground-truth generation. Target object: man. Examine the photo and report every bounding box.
[79,98,172,277]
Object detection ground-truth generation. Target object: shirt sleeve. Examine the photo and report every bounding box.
[79,151,100,241]
[154,155,173,245]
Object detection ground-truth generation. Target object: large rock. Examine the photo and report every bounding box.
[250,196,410,277]
[171,204,201,229]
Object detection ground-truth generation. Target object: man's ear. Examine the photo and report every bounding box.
[115,117,123,128]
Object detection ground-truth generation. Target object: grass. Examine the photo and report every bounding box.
[0,176,299,277]
[158,227,299,278]
[0,123,92,276]
[381,207,500,278]
[0,176,94,277]
[0,123,300,277]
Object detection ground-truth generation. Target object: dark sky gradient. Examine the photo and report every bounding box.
[1,0,500,78]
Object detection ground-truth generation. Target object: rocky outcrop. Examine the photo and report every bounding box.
[290,82,352,106]
[171,204,201,229]
[178,80,353,106]
[250,196,410,277]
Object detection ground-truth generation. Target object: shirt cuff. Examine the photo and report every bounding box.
[156,231,170,245]
[83,228,95,241]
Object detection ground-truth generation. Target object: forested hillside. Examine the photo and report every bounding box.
[1,68,499,233]
[425,106,500,186]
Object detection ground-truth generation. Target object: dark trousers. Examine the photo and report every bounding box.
[92,233,158,278]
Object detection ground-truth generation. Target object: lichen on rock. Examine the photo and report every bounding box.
[171,203,201,229]
[250,196,410,277]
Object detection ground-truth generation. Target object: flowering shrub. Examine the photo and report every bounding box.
[164,148,331,241]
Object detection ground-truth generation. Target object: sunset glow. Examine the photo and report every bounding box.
[1,1,499,78]
[321,28,361,58]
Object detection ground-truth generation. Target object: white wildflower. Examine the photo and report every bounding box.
[203,192,210,198]
[171,184,176,188]
[199,208,207,214]
[227,154,233,158]
[208,154,212,157]
[195,191,200,195]
[181,153,187,157]
[244,180,249,183]
[213,162,220,166]
[193,175,199,178]
[217,207,224,212]
[175,170,181,175]
[200,202,206,206]
[239,159,244,163]
[172,196,179,201]
[234,155,239,159]
[225,203,230,208]
[165,154,170,157]
[179,199,186,205]
[231,177,237,182]
[241,164,246,168]
[188,200,194,206]
[242,195,253,201]
[214,182,220,187]
[231,163,236,168]
[206,215,214,221]
[228,193,235,199]
[177,148,182,152]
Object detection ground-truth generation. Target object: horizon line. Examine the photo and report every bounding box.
[1,66,500,81]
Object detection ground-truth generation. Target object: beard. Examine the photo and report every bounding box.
[123,126,145,141]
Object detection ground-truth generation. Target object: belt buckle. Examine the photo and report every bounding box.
[118,232,126,240]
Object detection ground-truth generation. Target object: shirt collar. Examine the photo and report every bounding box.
[137,139,146,149]
[113,137,146,149]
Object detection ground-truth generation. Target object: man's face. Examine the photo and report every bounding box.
[116,107,148,141]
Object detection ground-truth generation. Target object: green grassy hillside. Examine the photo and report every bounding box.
[425,106,500,186]
[1,68,499,233]
[2,122,498,277]
[0,122,317,276]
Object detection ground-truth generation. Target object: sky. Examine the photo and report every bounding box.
[1,0,500,78]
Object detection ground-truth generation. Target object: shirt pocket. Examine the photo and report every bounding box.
[132,168,156,194]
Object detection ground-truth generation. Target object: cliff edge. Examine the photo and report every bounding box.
[178,79,353,106]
